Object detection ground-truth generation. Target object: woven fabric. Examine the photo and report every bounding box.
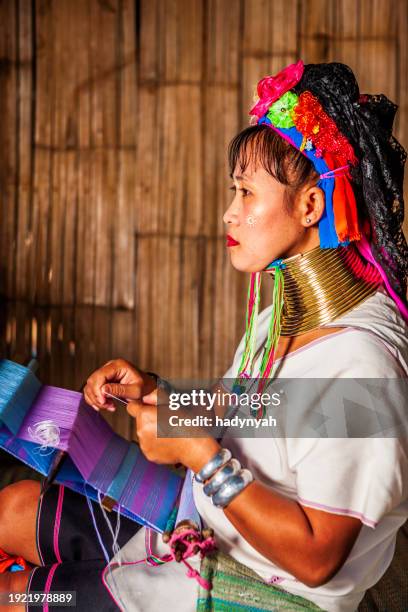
[196,552,322,611]
[0,358,183,532]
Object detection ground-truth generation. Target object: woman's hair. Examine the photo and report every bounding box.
[228,124,319,208]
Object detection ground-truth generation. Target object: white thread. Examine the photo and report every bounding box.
[114,505,122,567]
[28,420,61,455]
[98,491,122,563]
[84,485,124,609]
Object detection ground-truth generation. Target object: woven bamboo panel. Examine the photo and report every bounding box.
[0,0,407,400]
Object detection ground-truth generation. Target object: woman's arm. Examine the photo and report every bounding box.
[84,362,362,587]
[128,400,362,589]
[222,480,362,587]
[179,438,362,588]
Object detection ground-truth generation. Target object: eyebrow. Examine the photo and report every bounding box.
[230,173,251,181]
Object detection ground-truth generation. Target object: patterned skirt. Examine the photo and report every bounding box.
[197,552,323,611]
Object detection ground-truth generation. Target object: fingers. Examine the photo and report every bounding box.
[103,382,144,401]
[84,362,117,408]
[142,388,158,405]
[83,383,109,411]
[127,402,155,453]
[83,360,139,411]
[126,400,143,418]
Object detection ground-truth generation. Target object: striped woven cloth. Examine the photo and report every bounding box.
[197,552,322,611]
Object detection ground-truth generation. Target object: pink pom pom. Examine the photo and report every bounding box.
[249,60,304,118]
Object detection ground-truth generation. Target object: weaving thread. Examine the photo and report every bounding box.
[0,358,183,532]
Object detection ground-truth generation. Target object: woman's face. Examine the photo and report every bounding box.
[223,160,318,273]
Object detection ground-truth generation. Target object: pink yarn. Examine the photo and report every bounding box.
[184,563,212,590]
[168,528,217,559]
[114,527,217,592]
[356,235,408,323]
[161,529,216,590]
[247,273,258,325]
[319,165,350,180]
[101,526,215,611]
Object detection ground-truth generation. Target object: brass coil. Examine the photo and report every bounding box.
[275,245,381,336]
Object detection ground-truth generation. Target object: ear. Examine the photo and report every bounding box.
[298,185,325,228]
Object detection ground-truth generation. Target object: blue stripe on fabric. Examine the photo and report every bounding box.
[105,442,140,502]
[87,433,129,491]
[56,455,85,483]
[118,453,151,509]
[0,425,56,475]
[132,464,182,533]
[199,598,272,612]
[0,359,42,435]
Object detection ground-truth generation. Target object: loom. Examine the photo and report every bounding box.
[0,359,198,533]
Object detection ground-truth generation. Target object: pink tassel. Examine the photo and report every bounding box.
[356,235,408,323]
[184,562,212,590]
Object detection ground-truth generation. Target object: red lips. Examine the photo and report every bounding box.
[226,235,240,247]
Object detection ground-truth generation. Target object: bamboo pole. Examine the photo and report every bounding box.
[0,1,18,298]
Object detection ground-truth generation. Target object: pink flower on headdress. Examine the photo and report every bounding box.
[249,60,305,119]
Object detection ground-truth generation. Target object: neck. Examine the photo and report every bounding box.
[276,245,382,336]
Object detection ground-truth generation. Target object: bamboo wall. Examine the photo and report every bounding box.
[0,1,407,437]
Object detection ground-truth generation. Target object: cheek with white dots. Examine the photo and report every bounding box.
[246,214,258,227]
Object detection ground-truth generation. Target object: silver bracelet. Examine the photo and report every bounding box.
[212,468,254,508]
[203,458,241,496]
[194,448,232,484]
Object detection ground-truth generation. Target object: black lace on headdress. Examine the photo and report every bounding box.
[293,62,408,302]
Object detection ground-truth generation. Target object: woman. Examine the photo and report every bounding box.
[0,61,407,612]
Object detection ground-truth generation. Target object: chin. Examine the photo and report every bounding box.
[229,253,271,274]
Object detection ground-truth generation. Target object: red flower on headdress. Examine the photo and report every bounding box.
[250,60,304,119]
[293,92,357,165]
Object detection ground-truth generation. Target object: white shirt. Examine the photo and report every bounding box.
[105,289,408,612]
[194,288,408,612]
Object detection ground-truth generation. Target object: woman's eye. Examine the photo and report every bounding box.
[229,185,251,197]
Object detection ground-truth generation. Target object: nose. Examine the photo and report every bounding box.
[223,198,240,226]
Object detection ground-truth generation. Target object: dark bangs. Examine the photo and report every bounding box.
[228,125,318,191]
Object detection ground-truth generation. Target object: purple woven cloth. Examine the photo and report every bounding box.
[9,385,184,531]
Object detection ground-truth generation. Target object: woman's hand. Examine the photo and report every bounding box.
[83,359,157,412]
[127,389,220,470]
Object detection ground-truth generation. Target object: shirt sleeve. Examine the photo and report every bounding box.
[288,437,408,528]
[286,330,408,528]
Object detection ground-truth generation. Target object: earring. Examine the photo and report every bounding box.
[306,218,311,224]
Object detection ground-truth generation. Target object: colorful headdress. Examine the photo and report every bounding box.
[249,60,407,301]
[235,61,408,401]
[250,60,359,248]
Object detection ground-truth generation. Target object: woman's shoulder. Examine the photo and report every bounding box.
[322,288,408,375]
[327,288,407,335]
[306,327,407,377]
